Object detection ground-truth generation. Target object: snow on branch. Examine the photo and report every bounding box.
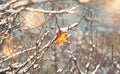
[25,6,78,14]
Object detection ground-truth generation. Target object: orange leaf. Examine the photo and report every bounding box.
[54,30,67,46]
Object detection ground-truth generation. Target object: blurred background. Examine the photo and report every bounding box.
[0,0,120,74]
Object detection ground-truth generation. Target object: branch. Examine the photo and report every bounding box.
[59,13,84,32]
[0,46,36,63]
[0,33,56,73]
[14,33,56,73]
[92,63,101,74]
[25,6,78,14]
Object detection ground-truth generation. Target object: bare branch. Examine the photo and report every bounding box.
[25,6,78,14]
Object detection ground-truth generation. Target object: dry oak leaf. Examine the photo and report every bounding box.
[24,11,45,28]
[54,30,67,46]
[1,38,15,58]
